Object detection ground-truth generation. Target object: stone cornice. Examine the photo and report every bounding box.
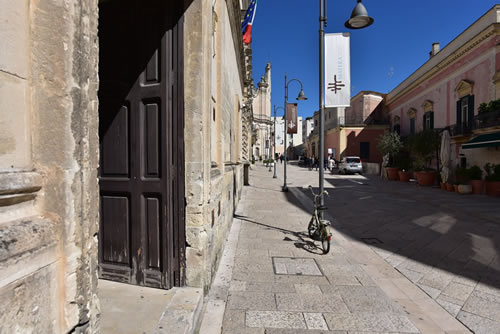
[0,171,42,207]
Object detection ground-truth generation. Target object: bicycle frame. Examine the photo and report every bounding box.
[307,186,331,254]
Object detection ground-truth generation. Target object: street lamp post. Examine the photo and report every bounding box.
[268,122,273,172]
[273,105,285,178]
[273,105,278,178]
[317,0,373,215]
[283,73,307,192]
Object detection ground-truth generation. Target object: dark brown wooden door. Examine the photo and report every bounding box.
[98,0,185,289]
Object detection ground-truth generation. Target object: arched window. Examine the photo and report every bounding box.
[408,108,417,135]
[422,100,434,130]
[393,115,400,134]
[455,80,474,135]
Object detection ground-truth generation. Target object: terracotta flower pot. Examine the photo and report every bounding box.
[440,182,446,190]
[458,184,472,194]
[454,184,459,193]
[470,180,484,195]
[399,171,411,182]
[386,167,400,181]
[446,183,454,192]
[485,181,500,197]
[414,171,436,186]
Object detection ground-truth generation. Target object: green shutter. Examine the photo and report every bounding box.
[423,113,426,130]
[430,112,434,129]
[456,100,462,125]
[468,95,475,126]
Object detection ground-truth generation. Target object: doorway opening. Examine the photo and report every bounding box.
[97,0,185,290]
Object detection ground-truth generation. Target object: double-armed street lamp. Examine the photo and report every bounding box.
[317,0,373,216]
[283,74,307,192]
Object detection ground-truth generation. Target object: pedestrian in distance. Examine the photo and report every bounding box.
[328,156,335,171]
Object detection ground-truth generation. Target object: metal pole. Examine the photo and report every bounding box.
[318,0,326,216]
[283,73,288,192]
[268,123,272,171]
[273,105,278,178]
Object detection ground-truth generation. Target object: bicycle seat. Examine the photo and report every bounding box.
[317,205,328,211]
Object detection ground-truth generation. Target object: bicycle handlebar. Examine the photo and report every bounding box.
[307,185,329,198]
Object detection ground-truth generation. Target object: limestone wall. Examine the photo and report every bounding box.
[184,0,247,291]
[0,0,99,332]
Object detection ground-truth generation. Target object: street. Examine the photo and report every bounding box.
[199,162,500,334]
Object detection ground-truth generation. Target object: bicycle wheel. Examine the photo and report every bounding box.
[320,224,331,254]
[307,217,317,238]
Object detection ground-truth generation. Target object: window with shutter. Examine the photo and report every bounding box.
[456,100,462,126]
[468,95,475,128]
[410,118,415,135]
[423,111,434,130]
[360,142,370,160]
[461,97,469,126]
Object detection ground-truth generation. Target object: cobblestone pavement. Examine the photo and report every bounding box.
[283,162,500,334]
[199,163,471,334]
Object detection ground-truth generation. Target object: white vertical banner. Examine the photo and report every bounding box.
[325,33,351,107]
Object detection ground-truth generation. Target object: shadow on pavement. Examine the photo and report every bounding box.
[234,210,325,255]
[284,178,500,293]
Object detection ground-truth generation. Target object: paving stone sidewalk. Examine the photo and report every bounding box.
[199,164,470,334]
[282,162,500,334]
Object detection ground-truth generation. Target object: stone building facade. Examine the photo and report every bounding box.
[273,116,304,156]
[386,5,500,170]
[184,0,254,290]
[0,0,253,331]
[0,0,100,332]
[305,92,388,173]
[252,63,273,160]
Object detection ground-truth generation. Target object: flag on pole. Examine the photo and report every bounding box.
[242,0,257,44]
[325,33,351,107]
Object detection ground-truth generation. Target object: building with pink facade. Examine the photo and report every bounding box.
[386,5,500,173]
[305,91,389,173]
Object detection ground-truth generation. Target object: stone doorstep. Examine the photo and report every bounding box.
[98,279,203,334]
[155,287,204,334]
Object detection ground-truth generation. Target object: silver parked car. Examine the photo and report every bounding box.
[339,156,363,174]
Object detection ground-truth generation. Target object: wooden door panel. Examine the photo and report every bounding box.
[101,195,130,265]
[143,101,161,178]
[145,50,161,84]
[98,0,184,289]
[100,102,130,177]
[145,195,161,269]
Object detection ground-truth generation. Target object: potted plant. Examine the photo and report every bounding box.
[377,132,403,181]
[477,99,500,123]
[455,166,472,194]
[468,165,484,194]
[395,150,412,182]
[484,163,500,197]
[446,181,454,192]
[444,169,455,192]
[408,130,440,186]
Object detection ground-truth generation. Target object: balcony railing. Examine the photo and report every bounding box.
[450,123,473,136]
[450,111,500,136]
[474,110,500,129]
[310,116,389,134]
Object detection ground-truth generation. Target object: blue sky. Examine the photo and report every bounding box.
[250,0,499,118]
